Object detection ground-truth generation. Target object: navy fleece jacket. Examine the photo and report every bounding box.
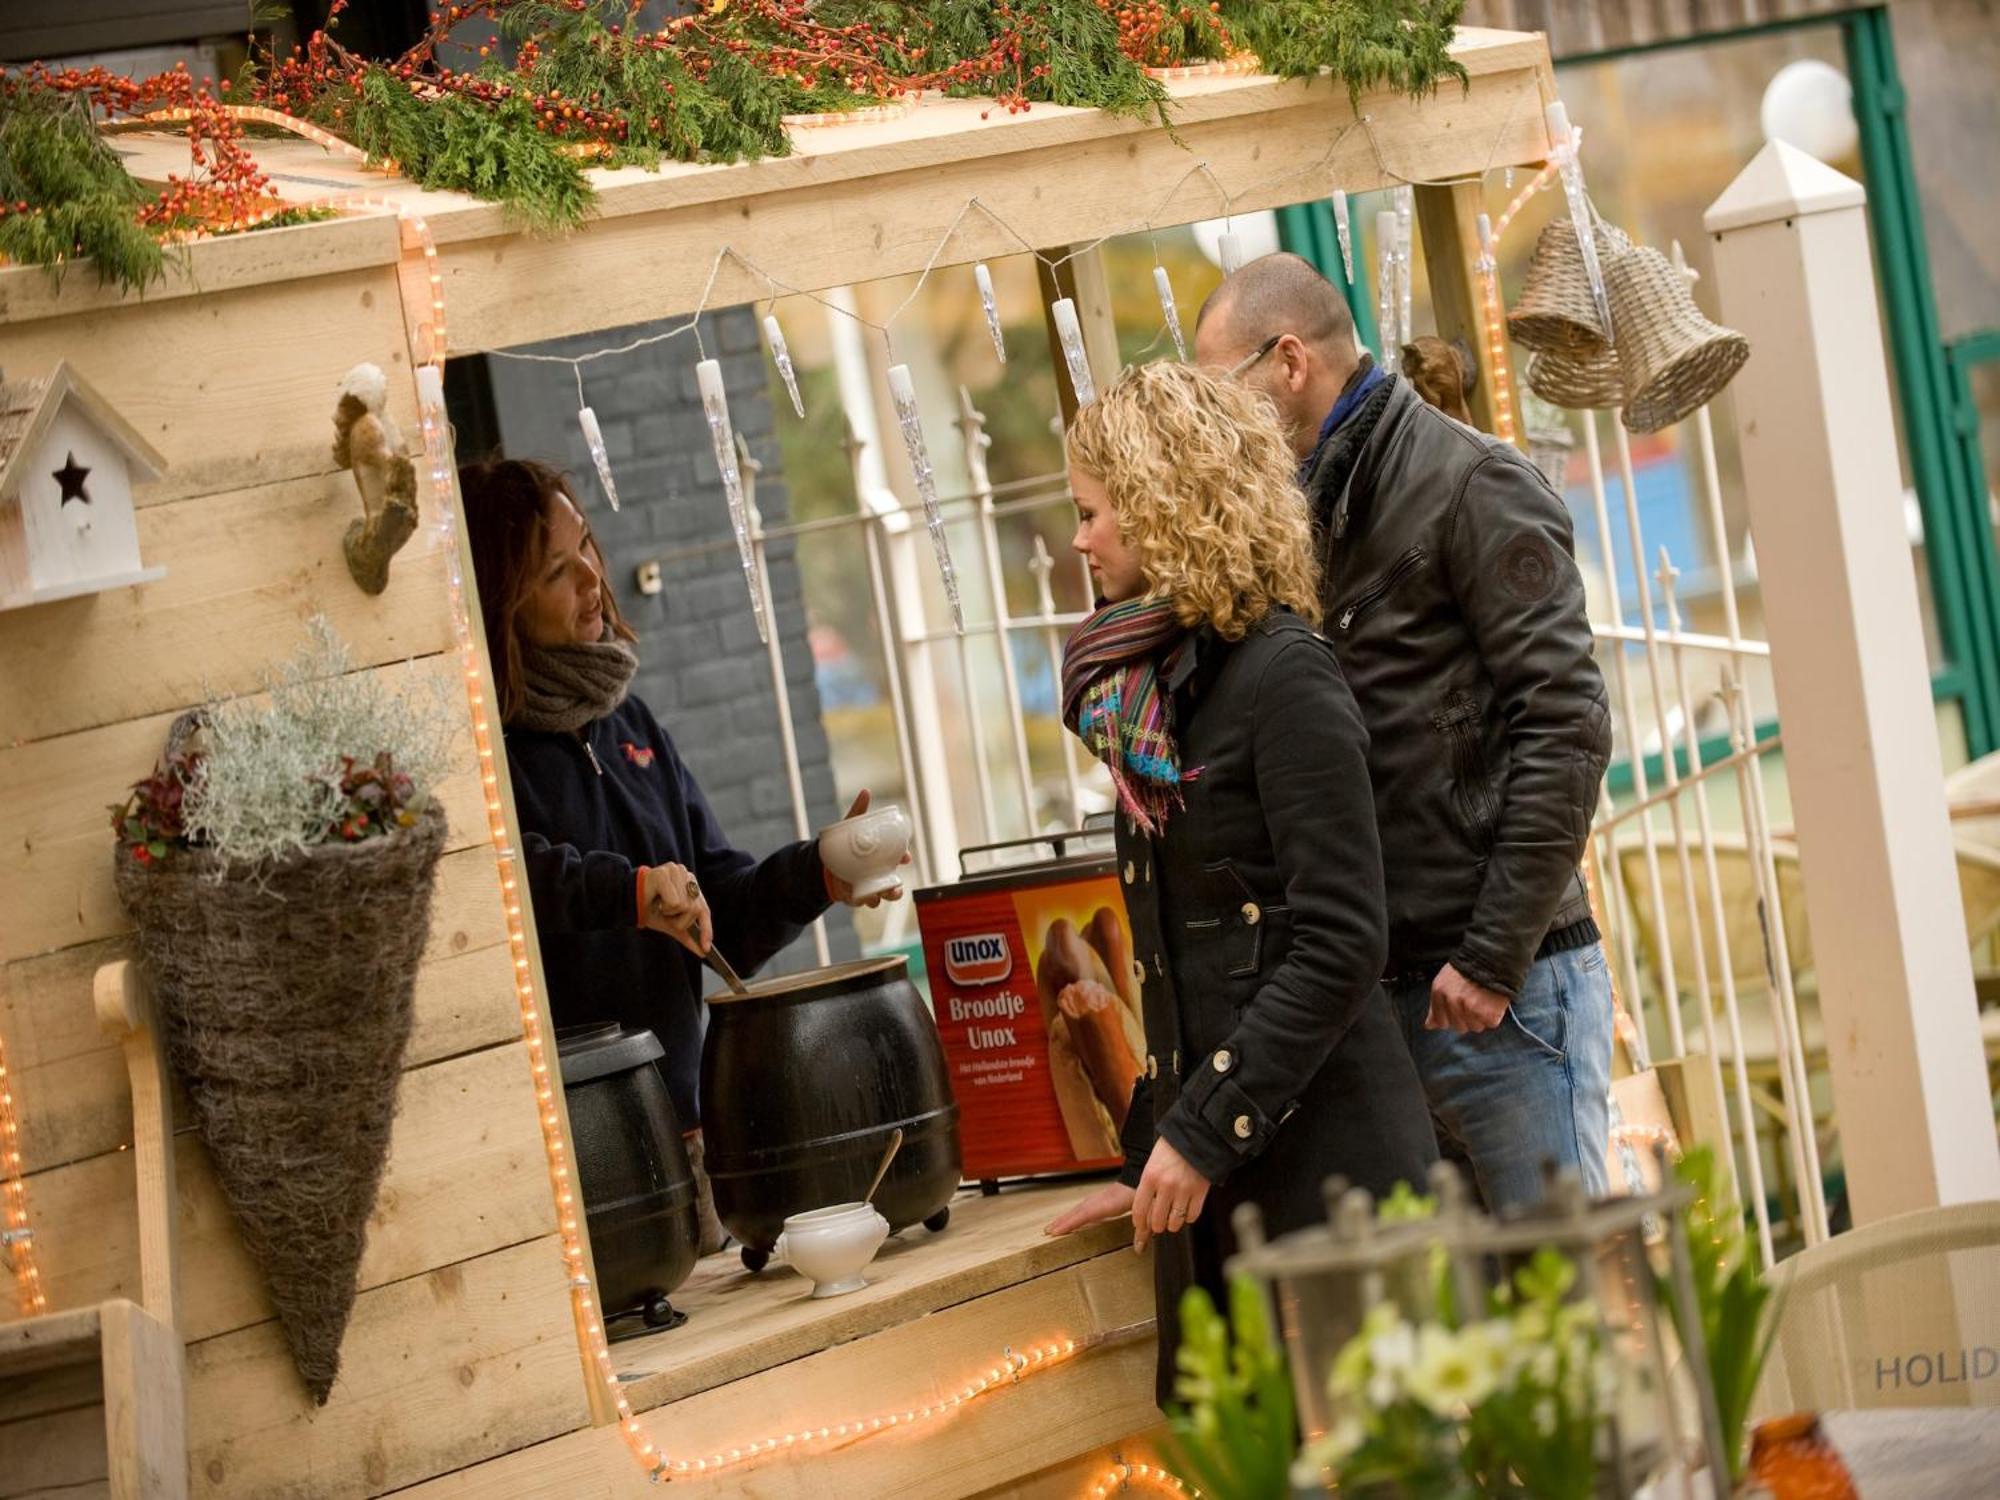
[507,695,830,1124]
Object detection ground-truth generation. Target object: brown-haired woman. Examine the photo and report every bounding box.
[459,458,898,1249]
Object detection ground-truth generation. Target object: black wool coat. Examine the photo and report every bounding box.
[1112,609,1438,1406]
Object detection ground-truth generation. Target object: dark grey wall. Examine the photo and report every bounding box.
[480,305,856,976]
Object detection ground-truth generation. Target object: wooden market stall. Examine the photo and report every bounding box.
[0,27,1555,1499]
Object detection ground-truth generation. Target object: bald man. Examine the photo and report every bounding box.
[1195,253,1615,1210]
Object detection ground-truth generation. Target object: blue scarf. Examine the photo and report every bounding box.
[1299,358,1387,484]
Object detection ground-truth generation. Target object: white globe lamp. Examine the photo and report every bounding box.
[1760,59,1859,163]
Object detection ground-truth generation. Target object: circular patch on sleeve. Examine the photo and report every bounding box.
[1498,534,1558,603]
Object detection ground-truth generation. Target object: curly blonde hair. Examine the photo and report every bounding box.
[1066,361,1322,637]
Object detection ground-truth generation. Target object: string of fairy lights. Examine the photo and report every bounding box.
[0,82,1602,1485]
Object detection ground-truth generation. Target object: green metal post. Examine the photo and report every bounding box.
[1845,7,2000,755]
[1276,199,1378,352]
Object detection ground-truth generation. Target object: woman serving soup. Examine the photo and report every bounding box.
[460,457,902,1249]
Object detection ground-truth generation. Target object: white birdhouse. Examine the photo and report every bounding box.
[0,361,167,611]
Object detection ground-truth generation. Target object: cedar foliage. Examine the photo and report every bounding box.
[0,88,164,291]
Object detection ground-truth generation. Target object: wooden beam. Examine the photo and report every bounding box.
[92,963,178,1334]
[99,1300,187,1500]
[1414,181,1522,445]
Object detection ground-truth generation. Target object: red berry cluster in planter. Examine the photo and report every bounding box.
[109,749,202,865]
[331,753,422,844]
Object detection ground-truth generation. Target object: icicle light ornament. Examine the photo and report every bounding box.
[1547,101,1612,342]
[1332,188,1355,284]
[576,406,622,512]
[695,358,770,645]
[1153,265,1188,361]
[1394,185,1415,354]
[973,262,1007,364]
[763,314,805,420]
[1375,209,1401,374]
[886,364,964,634]
[1050,297,1097,408]
[1216,229,1244,275]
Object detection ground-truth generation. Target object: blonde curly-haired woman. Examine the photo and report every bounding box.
[1043,361,1436,1407]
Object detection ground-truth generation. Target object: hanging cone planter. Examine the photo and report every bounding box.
[1525,344,1627,412]
[1508,217,1633,357]
[1607,244,1751,434]
[114,714,447,1404]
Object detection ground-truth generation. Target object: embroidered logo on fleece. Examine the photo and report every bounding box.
[622,742,655,768]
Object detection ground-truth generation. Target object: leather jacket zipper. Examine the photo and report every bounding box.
[1337,545,1426,630]
[577,733,603,776]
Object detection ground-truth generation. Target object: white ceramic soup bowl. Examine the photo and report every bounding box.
[817,803,913,901]
[777,1202,891,1298]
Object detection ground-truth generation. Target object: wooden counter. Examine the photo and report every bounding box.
[394,1181,1163,1499]
[612,1182,1139,1411]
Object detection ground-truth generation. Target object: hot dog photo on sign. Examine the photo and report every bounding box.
[1019,900,1146,1162]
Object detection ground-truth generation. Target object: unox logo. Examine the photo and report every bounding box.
[945,933,1013,986]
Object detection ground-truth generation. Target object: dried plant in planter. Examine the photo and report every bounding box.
[111,616,455,1403]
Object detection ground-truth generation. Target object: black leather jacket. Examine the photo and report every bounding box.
[1304,375,1612,997]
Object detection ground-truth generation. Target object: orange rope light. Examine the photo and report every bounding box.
[1087,1460,1197,1497]
[0,1033,47,1318]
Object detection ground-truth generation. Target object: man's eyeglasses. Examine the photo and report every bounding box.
[1227,333,1284,378]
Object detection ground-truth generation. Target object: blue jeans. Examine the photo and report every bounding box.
[1388,943,1614,1213]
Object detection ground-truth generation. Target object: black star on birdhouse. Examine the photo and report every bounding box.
[52,451,92,506]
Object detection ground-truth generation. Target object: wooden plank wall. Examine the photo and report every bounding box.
[0,251,591,1497]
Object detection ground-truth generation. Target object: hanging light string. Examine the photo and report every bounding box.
[0,1031,45,1318]
[1089,1460,1198,1497]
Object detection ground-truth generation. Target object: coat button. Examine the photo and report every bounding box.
[1241,902,1262,926]
[1213,1049,1232,1073]
[1233,1115,1253,1140]
[1123,861,1135,885]
[1146,1054,1158,1080]
[1132,957,1147,986]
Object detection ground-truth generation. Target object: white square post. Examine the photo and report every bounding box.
[1705,142,2000,1223]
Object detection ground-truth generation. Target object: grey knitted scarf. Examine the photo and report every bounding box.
[513,635,639,733]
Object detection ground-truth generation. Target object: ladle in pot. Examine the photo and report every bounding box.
[863,1127,904,1207]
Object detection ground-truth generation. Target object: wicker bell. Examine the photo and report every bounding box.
[1608,245,1750,434]
[1525,345,1626,412]
[1507,216,1633,357]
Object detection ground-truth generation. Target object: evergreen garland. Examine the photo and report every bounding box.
[0,88,165,291]
[0,0,1474,282]
[1221,0,1468,104]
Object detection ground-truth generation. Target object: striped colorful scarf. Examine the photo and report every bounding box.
[1060,598,1195,836]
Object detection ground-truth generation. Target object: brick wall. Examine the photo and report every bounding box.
[481,305,857,974]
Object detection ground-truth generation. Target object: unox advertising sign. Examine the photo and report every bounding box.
[916,862,1144,1181]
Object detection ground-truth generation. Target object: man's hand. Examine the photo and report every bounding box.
[1425,962,1510,1033]
[1130,1136,1211,1252]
